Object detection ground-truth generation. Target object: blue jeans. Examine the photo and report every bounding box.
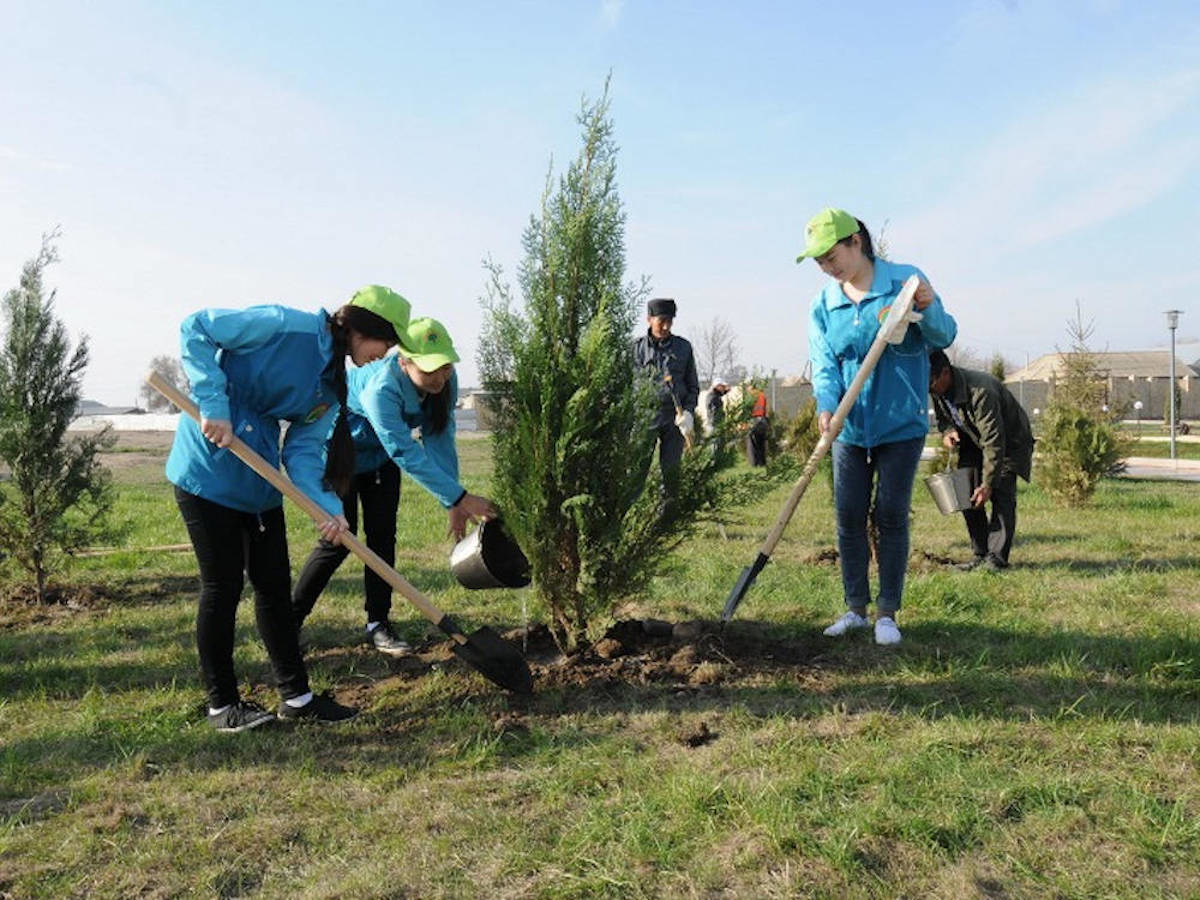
[831,435,925,615]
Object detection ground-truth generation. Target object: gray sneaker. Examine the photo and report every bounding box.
[207,700,275,733]
[369,621,413,657]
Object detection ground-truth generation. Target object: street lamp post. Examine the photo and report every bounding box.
[1166,310,1183,460]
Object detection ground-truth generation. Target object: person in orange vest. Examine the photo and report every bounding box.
[747,385,769,466]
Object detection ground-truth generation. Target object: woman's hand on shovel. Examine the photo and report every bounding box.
[318,514,351,543]
[448,494,498,541]
[201,417,234,448]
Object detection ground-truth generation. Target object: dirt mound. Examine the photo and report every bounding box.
[502,618,826,691]
[0,582,120,627]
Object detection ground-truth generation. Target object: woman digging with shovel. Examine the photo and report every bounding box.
[167,285,410,732]
[291,316,497,655]
[799,208,956,646]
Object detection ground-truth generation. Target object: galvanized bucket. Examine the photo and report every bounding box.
[449,519,531,589]
[924,467,977,515]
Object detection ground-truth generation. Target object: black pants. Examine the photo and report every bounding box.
[959,446,1019,564]
[747,416,769,466]
[656,422,685,473]
[292,461,401,627]
[175,487,309,709]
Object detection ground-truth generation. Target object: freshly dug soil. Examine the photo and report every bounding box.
[510,618,827,691]
[349,618,829,697]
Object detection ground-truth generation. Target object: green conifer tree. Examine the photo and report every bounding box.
[478,83,753,649]
[0,235,116,602]
[1038,302,1131,506]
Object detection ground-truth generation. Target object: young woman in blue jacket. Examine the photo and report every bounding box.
[797,208,957,646]
[291,317,496,655]
[167,285,411,731]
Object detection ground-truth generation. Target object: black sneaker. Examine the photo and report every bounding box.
[277,692,358,724]
[982,555,1008,574]
[207,700,275,733]
[369,621,413,658]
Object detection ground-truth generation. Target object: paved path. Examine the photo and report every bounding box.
[921,448,1200,482]
[1119,456,1200,482]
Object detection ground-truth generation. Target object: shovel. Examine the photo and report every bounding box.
[147,371,534,694]
[722,275,922,622]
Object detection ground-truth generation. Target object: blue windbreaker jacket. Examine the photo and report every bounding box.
[809,259,957,448]
[166,305,344,516]
[346,357,464,508]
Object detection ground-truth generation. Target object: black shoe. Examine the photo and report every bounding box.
[277,692,358,724]
[955,556,986,571]
[982,555,1008,574]
[207,700,275,733]
[369,621,413,657]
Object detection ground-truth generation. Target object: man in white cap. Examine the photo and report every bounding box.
[707,376,730,435]
[633,297,699,472]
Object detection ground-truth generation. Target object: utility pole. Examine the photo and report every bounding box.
[1166,310,1182,460]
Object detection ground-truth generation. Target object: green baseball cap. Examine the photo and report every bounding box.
[795,208,859,262]
[349,285,411,338]
[399,316,460,372]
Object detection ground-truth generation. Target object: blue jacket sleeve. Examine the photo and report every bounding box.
[808,297,844,415]
[911,267,957,350]
[180,306,289,421]
[360,374,465,508]
[281,404,345,518]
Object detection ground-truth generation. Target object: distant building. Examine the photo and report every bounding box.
[1006,351,1199,418]
[75,400,142,417]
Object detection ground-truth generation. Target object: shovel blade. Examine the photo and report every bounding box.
[722,552,770,623]
[450,625,535,694]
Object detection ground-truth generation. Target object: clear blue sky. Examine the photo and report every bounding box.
[2,0,1198,403]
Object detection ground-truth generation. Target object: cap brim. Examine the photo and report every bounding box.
[795,238,837,263]
[400,350,460,372]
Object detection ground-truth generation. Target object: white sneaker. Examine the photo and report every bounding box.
[823,611,870,637]
[874,616,902,646]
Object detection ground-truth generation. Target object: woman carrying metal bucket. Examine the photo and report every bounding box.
[167,285,410,731]
[798,208,957,646]
[292,317,497,656]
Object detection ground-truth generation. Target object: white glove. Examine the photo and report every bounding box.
[884,307,923,344]
[675,410,694,440]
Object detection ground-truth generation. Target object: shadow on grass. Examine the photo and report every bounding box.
[5,606,1200,789]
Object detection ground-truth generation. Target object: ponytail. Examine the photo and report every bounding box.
[324,313,356,496]
[422,384,452,435]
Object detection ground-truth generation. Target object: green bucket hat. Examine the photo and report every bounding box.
[399,316,460,372]
[349,285,411,339]
[795,208,859,262]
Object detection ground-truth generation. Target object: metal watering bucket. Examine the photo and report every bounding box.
[924,466,977,515]
[449,518,532,589]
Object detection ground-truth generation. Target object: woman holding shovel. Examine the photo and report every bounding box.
[291,317,497,655]
[798,208,956,646]
[167,285,410,731]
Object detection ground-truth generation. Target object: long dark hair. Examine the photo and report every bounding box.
[838,218,875,261]
[323,304,402,495]
[421,383,452,435]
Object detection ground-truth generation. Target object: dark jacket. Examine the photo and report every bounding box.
[633,331,699,428]
[933,366,1034,486]
[706,390,725,428]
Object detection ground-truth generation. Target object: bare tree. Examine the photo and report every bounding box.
[139,355,189,412]
[696,316,739,384]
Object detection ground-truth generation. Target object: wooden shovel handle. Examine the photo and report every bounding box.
[146,371,459,637]
[756,275,921,557]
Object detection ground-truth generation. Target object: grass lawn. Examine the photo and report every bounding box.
[2,432,1199,897]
